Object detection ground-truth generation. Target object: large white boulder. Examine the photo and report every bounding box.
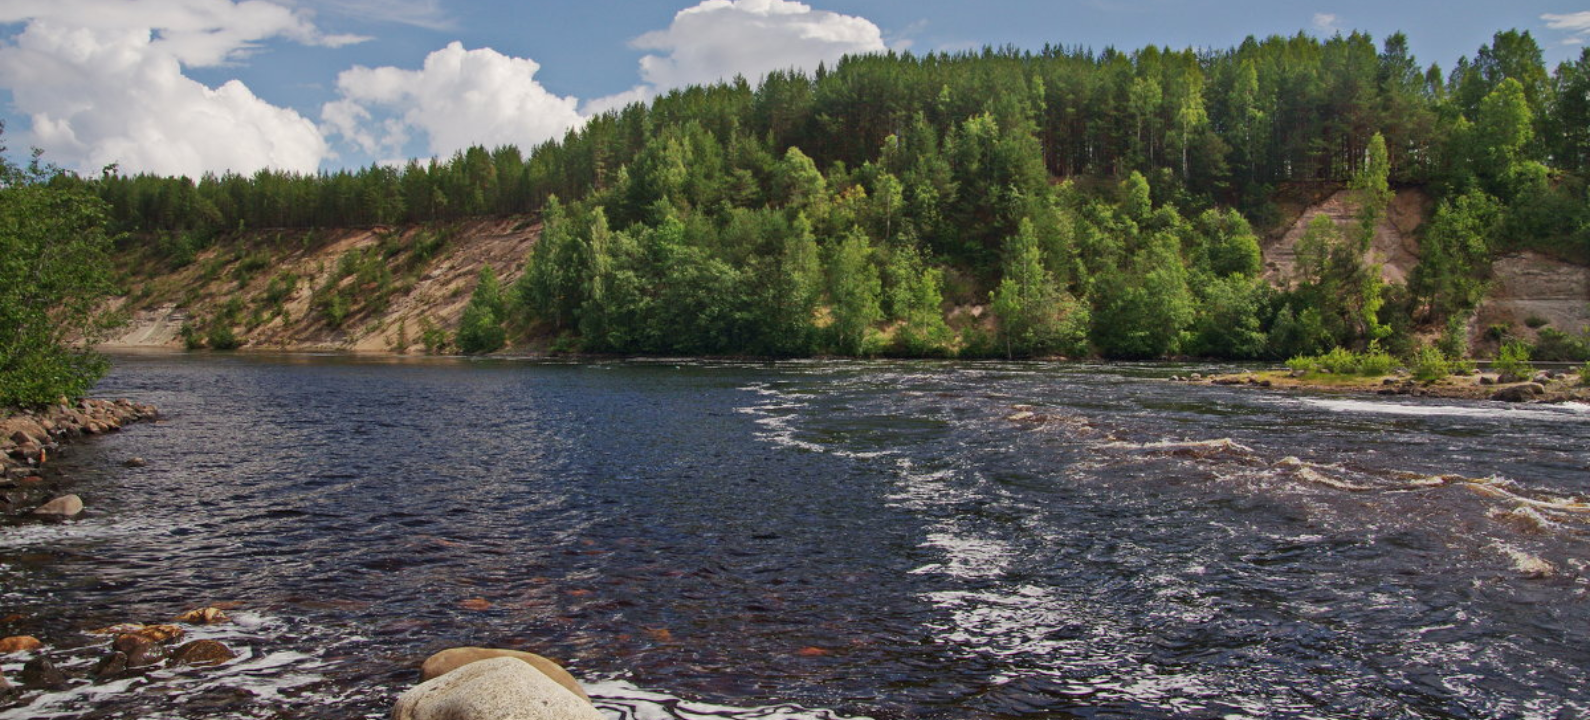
[393,656,604,720]
[420,647,589,702]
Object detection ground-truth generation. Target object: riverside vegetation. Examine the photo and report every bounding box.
[8,30,1590,395]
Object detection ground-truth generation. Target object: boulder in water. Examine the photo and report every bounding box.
[20,657,66,689]
[134,624,186,643]
[420,647,589,702]
[93,651,130,680]
[122,457,147,468]
[1491,383,1546,403]
[395,656,604,720]
[113,633,167,667]
[0,636,42,654]
[32,494,83,517]
[168,639,235,666]
[174,607,229,624]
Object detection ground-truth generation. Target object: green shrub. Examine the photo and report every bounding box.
[1437,314,1470,360]
[1581,361,1590,386]
[1409,346,1451,383]
[1288,345,1397,376]
[180,322,204,350]
[1493,340,1535,379]
[1524,315,1549,329]
[419,317,451,354]
[1357,346,1396,375]
[206,323,241,351]
[232,250,271,287]
[1532,327,1590,362]
[1285,354,1320,374]
[261,272,299,307]
[317,291,350,328]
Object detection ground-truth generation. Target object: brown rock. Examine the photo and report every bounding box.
[0,636,43,654]
[32,494,84,517]
[1491,383,1547,403]
[419,647,590,702]
[21,657,66,689]
[86,623,147,636]
[168,639,235,666]
[93,651,130,680]
[133,624,186,643]
[174,607,229,624]
[113,633,167,667]
[122,457,147,468]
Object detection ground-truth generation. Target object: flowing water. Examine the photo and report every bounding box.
[2,353,1588,719]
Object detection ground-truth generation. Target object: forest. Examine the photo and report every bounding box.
[36,29,1590,365]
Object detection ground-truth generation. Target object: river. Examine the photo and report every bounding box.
[2,353,1587,719]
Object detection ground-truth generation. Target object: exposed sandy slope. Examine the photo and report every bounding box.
[99,191,1582,357]
[1262,187,1430,286]
[1474,251,1590,339]
[102,218,540,353]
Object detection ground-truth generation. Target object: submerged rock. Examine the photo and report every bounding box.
[168,639,235,666]
[113,633,167,667]
[32,494,84,517]
[174,607,229,624]
[93,651,130,680]
[20,657,67,690]
[86,623,146,636]
[420,647,590,701]
[395,656,604,720]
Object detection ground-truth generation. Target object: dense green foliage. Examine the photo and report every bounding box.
[456,266,507,354]
[69,29,1590,360]
[0,139,117,407]
[1286,346,1397,376]
[1492,340,1536,379]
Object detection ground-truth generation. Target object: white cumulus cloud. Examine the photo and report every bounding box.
[322,42,585,160]
[0,0,357,176]
[1544,11,1590,46]
[585,0,887,115]
[1312,13,1341,33]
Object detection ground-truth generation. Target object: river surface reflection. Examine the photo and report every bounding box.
[2,353,1587,719]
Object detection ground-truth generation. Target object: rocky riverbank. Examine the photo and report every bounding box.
[1,398,158,518]
[1179,368,1590,403]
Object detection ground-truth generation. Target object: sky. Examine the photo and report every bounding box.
[1,0,1587,177]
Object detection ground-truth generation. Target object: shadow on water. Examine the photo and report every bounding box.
[1,353,1586,719]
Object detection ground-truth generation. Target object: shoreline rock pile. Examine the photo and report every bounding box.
[0,607,238,699]
[0,398,157,517]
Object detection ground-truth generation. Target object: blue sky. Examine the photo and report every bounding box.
[2,0,1587,177]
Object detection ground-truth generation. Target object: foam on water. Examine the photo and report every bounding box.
[1301,397,1590,421]
[589,679,873,720]
[0,610,343,720]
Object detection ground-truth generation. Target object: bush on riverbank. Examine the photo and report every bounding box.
[1493,341,1535,380]
[0,134,117,409]
[1286,346,1397,377]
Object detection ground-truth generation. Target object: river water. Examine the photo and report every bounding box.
[2,353,1588,719]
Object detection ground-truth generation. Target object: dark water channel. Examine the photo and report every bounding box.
[2,353,1588,719]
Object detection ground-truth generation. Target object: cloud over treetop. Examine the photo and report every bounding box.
[0,0,358,176]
